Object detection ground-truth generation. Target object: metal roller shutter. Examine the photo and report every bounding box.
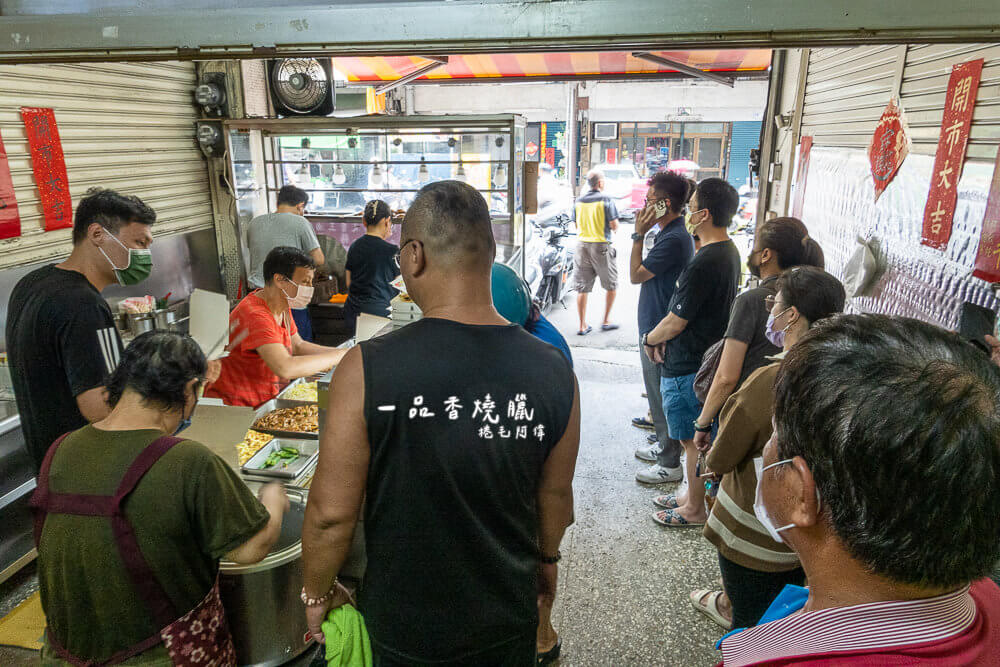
[900,44,1000,160]
[799,45,901,149]
[0,61,212,270]
[727,120,761,189]
[778,43,1000,328]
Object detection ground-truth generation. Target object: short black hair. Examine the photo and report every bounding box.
[106,331,206,413]
[364,199,392,227]
[277,185,309,207]
[403,180,495,269]
[774,314,1000,589]
[263,246,315,285]
[647,172,692,214]
[72,187,155,244]
[695,178,739,227]
[757,217,825,270]
[774,266,845,324]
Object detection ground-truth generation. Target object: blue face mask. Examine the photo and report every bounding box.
[173,416,192,436]
[174,384,199,436]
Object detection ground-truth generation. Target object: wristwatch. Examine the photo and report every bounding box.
[539,550,561,564]
[693,419,713,433]
[641,332,651,347]
[631,232,644,242]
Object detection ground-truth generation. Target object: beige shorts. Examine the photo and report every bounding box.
[573,241,618,293]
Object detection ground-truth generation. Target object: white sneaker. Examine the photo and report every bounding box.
[634,445,659,462]
[635,464,683,484]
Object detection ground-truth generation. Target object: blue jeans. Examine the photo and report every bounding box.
[660,372,700,442]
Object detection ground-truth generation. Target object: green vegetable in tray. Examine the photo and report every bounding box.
[260,446,302,470]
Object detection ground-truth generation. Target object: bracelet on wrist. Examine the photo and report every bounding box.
[539,550,561,564]
[300,579,339,607]
[693,419,713,433]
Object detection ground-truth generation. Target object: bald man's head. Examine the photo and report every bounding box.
[402,180,496,271]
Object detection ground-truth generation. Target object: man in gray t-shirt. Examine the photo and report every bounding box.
[247,185,323,289]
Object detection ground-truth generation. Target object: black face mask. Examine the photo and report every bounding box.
[748,250,762,279]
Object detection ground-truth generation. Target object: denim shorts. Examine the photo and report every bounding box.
[660,372,701,441]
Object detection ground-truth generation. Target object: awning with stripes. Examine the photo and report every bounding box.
[335,50,771,83]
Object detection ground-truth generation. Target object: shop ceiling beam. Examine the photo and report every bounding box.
[631,52,734,87]
[0,0,999,64]
[373,57,449,95]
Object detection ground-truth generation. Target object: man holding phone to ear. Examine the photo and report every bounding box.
[628,172,695,484]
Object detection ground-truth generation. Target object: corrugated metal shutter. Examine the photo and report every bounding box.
[900,44,1000,160]
[727,120,761,189]
[799,45,900,149]
[0,61,212,270]
[781,43,1000,328]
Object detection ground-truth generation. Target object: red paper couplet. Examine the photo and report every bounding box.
[21,107,73,232]
[0,130,21,240]
[868,98,910,202]
[920,59,984,250]
[791,136,813,219]
[972,146,1000,283]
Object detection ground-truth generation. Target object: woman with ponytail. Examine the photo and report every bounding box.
[344,200,399,336]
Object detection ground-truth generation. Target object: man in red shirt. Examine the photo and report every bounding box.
[716,315,1000,666]
[205,246,345,407]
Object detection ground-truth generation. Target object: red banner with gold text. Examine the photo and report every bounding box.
[921,59,984,250]
[20,107,72,231]
[0,131,20,240]
[972,146,1000,283]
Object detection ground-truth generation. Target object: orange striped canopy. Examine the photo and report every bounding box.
[335,50,771,82]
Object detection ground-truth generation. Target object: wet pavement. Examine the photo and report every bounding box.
[0,224,730,665]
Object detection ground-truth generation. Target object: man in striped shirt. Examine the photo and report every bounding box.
[7,188,155,469]
[718,315,1000,666]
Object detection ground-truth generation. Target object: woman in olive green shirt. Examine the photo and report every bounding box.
[36,331,289,666]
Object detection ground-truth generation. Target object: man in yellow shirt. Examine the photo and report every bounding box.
[572,169,620,335]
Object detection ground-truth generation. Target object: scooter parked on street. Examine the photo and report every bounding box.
[530,212,574,313]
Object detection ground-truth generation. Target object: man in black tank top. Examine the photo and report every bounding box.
[302,181,581,666]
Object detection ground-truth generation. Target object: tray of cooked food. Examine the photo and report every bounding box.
[241,438,318,479]
[277,378,319,404]
[252,399,320,438]
[236,429,276,466]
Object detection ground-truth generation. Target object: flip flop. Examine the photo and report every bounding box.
[653,493,680,509]
[536,637,562,665]
[577,325,593,336]
[690,589,733,630]
[601,323,620,331]
[652,508,705,527]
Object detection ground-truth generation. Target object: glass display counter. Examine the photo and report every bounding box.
[226,114,527,272]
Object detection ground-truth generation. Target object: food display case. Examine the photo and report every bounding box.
[225,114,529,274]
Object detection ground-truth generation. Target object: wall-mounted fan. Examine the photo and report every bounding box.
[267,58,335,117]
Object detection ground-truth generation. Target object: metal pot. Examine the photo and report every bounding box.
[152,308,176,330]
[126,312,155,337]
[219,490,313,667]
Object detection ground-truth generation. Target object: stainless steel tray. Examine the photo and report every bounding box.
[275,377,318,405]
[241,438,318,480]
[252,399,319,439]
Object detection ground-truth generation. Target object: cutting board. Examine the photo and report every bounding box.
[184,404,254,470]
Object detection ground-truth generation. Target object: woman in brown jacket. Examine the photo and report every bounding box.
[688,266,846,630]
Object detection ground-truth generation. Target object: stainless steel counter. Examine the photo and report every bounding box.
[0,414,36,585]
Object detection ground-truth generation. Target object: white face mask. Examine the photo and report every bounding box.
[753,456,821,544]
[753,457,797,543]
[280,277,314,310]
